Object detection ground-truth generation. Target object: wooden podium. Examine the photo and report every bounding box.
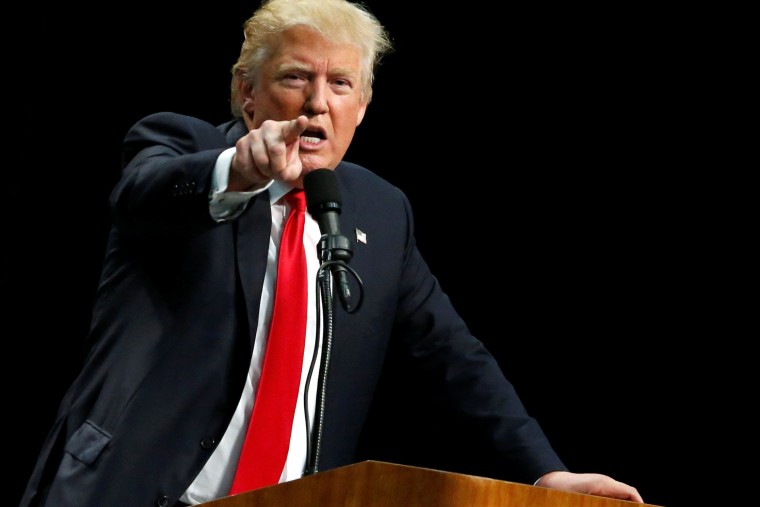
[199,460,662,507]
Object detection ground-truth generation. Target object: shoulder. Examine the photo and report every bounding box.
[333,161,414,222]
[334,161,406,202]
[122,112,233,156]
[127,112,218,135]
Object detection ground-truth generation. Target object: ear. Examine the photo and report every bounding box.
[356,101,368,126]
[242,96,255,117]
[237,72,255,117]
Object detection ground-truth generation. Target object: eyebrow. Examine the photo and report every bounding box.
[276,62,359,80]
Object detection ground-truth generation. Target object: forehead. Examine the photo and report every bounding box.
[268,25,362,71]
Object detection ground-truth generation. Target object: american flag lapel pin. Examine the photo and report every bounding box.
[355,228,367,244]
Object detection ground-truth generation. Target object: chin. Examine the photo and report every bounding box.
[301,158,336,171]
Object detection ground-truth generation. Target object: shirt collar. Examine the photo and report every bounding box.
[268,180,296,206]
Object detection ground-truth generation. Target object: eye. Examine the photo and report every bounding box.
[331,78,354,93]
[281,73,307,86]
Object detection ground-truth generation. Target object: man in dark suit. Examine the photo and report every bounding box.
[20,1,644,506]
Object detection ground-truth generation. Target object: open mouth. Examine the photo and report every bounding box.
[301,129,325,145]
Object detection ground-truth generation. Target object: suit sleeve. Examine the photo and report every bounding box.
[110,111,233,237]
[389,191,569,484]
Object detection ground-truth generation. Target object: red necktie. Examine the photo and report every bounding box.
[229,189,308,494]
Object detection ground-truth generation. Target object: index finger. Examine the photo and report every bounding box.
[282,115,309,145]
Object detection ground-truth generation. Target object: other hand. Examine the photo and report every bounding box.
[536,471,644,503]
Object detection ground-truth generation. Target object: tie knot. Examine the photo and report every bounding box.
[285,189,306,212]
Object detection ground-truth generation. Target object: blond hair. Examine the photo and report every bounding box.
[230,0,393,118]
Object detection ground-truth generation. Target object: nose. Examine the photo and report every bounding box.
[304,80,329,115]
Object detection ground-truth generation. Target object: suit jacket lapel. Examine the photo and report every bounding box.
[236,193,272,350]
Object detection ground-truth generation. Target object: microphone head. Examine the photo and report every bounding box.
[304,168,342,216]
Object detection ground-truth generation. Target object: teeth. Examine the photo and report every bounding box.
[301,136,321,144]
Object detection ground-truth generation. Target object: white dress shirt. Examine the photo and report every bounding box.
[181,148,323,504]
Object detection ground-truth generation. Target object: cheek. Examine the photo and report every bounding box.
[267,93,310,120]
[334,105,365,130]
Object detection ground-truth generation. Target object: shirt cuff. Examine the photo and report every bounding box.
[208,147,272,222]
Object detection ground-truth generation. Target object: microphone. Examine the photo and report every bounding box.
[303,168,353,307]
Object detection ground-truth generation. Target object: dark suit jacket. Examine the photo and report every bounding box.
[21,112,566,507]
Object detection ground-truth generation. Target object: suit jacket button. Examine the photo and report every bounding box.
[156,495,170,507]
[200,436,217,450]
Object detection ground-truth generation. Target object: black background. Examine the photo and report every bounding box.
[8,2,725,506]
